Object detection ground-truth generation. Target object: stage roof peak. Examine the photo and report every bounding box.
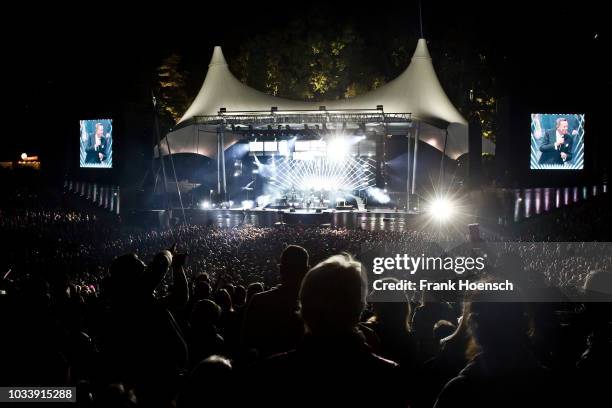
[412,38,431,59]
[210,46,227,66]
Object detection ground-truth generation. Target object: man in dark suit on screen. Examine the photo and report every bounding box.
[85,122,110,164]
[539,117,574,165]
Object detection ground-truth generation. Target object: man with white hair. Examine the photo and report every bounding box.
[256,253,406,407]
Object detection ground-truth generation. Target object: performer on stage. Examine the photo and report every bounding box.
[538,117,575,165]
[85,122,110,164]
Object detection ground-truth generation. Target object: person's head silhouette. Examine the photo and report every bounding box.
[279,245,309,287]
[299,253,366,336]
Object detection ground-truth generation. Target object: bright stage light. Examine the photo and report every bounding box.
[249,141,264,152]
[278,140,289,156]
[327,138,349,161]
[241,200,254,209]
[200,201,211,209]
[367,188,390,204]
[426,197,456,222]
[256,195,271,207]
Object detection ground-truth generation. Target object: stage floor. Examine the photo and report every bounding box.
[128,207,424,231]
[244,207,417,215]
[203,207,420,230]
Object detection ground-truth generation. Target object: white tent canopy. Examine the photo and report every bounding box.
[160,39,495,160]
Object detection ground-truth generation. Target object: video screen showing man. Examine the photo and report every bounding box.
[80,119,113,168]
[530,114,584,170]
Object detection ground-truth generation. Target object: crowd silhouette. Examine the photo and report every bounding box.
[1,188,611,407]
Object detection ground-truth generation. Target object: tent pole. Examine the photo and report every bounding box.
[411,121,420,195]
[439,128,448,185]
[164,134,187,225]
[406,131,412,211]
[152,93,169,210]
[216,125,221,200]
[220,122,228,202]
[153,165,160,195]
[150,110,157,190]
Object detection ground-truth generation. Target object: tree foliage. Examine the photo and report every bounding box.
[229,20,387,101]
[154,53,190,129]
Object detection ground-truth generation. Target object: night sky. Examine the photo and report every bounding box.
[4,2,607,181]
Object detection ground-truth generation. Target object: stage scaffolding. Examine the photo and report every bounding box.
[192,109,411,128]
[189,108,420,209]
